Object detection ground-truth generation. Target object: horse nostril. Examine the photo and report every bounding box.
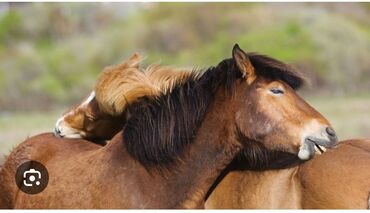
[55,127,61,135]
[326,127,336,138]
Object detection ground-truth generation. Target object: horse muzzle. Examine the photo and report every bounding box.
[54,118,83,139]
[298,126,338,160]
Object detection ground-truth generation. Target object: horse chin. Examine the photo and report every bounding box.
[298,139,328,160]
[298,148,313,160]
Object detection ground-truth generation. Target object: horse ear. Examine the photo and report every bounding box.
[116,53,142,70]
[126,53,141,68]
[232,44,255,80]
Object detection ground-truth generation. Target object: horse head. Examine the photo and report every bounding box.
[226,44,337,160]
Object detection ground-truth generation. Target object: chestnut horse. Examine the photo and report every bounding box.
[54,53,192,142]
[205,139,370,209]
[0,45,336,208]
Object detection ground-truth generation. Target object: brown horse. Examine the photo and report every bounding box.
[205,139,370,209]
[0,45,337,208]
[54,53,192,142]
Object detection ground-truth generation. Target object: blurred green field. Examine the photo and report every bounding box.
[1,3,370,111]
[307,95,370,140]
[1,95,369,159]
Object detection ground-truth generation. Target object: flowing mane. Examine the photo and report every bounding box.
[94,54,153,115]
[95,52,303,117]
[123,54,305,168]
[94,54,194,115]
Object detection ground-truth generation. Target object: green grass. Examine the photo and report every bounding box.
[0,96,369,158]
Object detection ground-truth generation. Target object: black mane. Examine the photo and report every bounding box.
[123,54,304,168]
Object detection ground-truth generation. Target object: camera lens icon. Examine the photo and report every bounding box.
[23,169,42,187]
[16,161,49,194]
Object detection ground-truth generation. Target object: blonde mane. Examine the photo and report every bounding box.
[145,64,194,94]
[94,53,194,115]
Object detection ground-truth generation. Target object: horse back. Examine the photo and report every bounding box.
[0,133,100,208]
[299,139,370,209]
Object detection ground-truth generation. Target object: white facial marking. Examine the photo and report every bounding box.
[81,91,95,106]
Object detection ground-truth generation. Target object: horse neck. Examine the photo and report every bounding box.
[164,92,242,208]
[104,90,242,208]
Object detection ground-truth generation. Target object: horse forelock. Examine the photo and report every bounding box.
[247,53,306,90]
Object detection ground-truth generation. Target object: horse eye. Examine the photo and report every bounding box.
[86,115,96,122]
[270,88,284,95]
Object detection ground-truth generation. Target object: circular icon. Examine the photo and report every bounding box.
[15,160,49,194]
